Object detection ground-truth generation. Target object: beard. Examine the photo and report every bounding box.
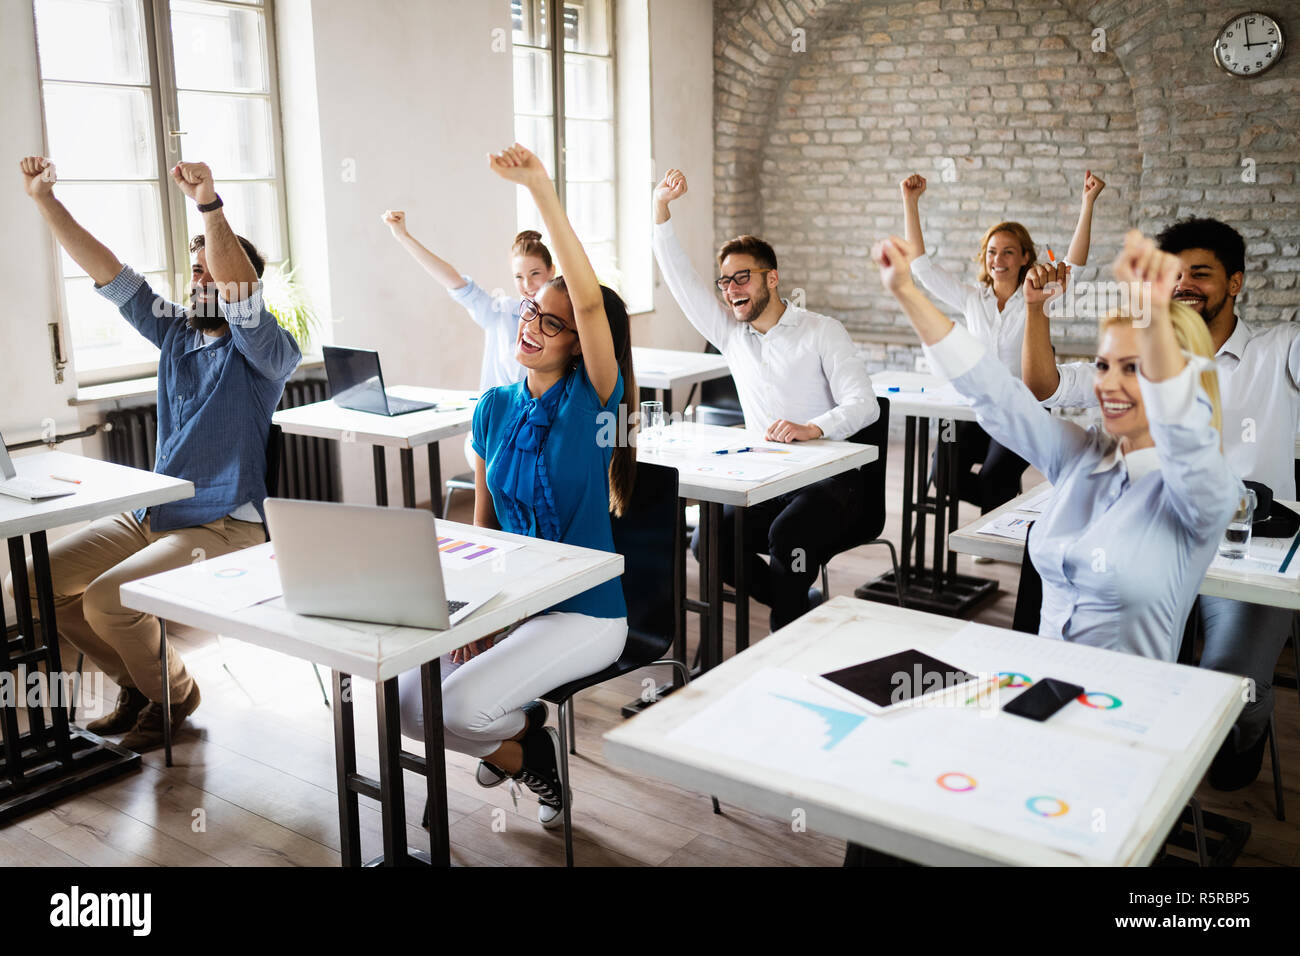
[1179,292,1227,325]
[732,282,771,323]
[187,287,227,333]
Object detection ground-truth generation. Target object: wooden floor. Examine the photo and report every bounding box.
[3,440,1298,867]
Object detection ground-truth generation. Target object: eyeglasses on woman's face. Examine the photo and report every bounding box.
[520,297,573,337]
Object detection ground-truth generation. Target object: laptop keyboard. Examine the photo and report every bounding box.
[446,599,469,617]
[388,395,431,413]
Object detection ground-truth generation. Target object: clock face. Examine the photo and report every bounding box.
[1214,12,1285,76]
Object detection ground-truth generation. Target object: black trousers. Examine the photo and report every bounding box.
[953,420,1029,514]
[691,469,867,632]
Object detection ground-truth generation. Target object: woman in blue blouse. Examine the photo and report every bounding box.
[399,144,633,828]
[874,229,1242,661]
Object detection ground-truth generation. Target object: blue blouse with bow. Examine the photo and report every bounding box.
[471,365,626,619]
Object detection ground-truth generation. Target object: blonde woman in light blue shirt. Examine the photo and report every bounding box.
[874,229,1242,662]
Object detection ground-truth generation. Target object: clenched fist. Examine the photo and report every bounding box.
[900,173,927,201]
[170,161,217,205]
[1023,261,1071,308]
[382,209,408,238]
[487,144,549,189]
[654,169,688,206]
[19,156,56,200]
[1082,169,1106,204]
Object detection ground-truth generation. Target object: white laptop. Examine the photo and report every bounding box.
[0,432,76,502]
[263,498,504,629]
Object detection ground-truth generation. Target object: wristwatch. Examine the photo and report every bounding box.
[196,194,223,212]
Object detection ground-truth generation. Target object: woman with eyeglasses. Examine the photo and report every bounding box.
[899,170,1106,517]
[397,144,634,830]
[874,228,1241,661]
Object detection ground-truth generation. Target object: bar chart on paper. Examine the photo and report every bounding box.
[437,533,525,569]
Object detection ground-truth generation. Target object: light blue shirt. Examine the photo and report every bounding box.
[447,276,527,391]
[926,324,1242,661]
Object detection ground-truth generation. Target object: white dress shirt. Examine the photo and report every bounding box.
[911,252,1078,378]
[1044,316,1300,498]
[652,220,878,440]
[927,323,1241,661]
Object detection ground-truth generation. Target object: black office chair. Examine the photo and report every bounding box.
[442,471,475,518]
[539,461,701,867]
[693,343,745,427]
[818,397,904,606]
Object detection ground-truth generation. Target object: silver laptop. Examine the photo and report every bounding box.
[322,345,436,416]
[263,498,504,628]
[0,432,75,502]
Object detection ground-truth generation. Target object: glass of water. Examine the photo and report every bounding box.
[1219,489,1256,560]
[639,400,664,450]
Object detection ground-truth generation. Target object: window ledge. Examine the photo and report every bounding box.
[70,353,325,407]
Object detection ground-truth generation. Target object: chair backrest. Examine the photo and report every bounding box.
[262,423,283,540]
[837,396,891,546]
[1010,521,1043,635]
[698,341,743,413]
[610,461,680,649]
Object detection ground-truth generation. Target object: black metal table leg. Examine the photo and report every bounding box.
[420,661,451,866]
[374,676,408,866]
[400,447,417,509]
[372,446,388,506]
[703,502,724,671]
[733,507,749,653]
[159,620,172,768]
[662,389,673,417]
[900,416,916,585]
[427,444,443,515]
[932,422,950,597]
[7,537,49,753]
[0,572,24,785]
[331,671,362,867]
[29,533,71,763]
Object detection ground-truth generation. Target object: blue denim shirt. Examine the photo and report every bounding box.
[97,265,301,532]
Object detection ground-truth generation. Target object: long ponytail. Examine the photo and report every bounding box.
[600,285,637,517]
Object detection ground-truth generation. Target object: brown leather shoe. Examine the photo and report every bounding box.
[120,683,202,752]
[85,686,149,735]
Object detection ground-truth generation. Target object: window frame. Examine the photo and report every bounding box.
[32,0,292,387]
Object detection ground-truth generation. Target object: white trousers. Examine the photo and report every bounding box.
[398,612,627,758]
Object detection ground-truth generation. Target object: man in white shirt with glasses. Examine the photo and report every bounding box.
[651,168,879,631]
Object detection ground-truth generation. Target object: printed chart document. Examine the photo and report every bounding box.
[1209,531,1300,580]
[977,512,1034,541]
[665,664,1168,864]
[437,531,524,570]
[649,433,830,482]
[141,542,283,612]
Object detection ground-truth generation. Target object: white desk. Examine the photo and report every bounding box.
[0,452,193,824]
[865,371,996,615]
[272,387,477,511]
[604,596,1243,866]
[120,521,622,867]
[637,422,877,666]
[951,482,1300,611]
[632,347,731,415]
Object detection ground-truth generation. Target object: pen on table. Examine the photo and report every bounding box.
[886,385,925,393]
[964,674,1005,706]
[713,447,753,455]
[49,475,81,484]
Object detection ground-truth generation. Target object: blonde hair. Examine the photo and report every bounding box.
[975,221,1037,287]
[512,230,553,270]
[1099,301,1223,434]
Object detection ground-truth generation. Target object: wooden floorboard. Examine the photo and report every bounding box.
[2,438,1297,867]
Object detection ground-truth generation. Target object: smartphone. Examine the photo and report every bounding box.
[1002,677,1084,722]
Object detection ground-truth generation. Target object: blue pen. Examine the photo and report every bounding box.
[887,385,925,393]
[713,447,753,455]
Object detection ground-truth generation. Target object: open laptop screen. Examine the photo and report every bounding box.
[323,346,389,415]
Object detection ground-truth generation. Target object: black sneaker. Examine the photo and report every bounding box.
[476,700,548,788]
[515,724,565,829]
[1209,728,1269,791]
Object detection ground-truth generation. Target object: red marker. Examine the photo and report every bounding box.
[1046,246,1056,263]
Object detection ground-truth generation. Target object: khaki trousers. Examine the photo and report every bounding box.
[3,511,266,703]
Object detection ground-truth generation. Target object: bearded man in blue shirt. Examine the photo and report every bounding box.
[7,156,300,751]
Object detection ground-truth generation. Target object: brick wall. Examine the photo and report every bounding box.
[714,0,1300,372]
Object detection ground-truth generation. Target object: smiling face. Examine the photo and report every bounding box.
[512,254,554,300]
[1171,248,1241,326]
[516,283,579,374]
[984,231,1030,288]
[187,248,227,333]
[1093,323,1150,444]
[717,253,775,324]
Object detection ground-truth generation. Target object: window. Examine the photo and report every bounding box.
[512,0,617,284]
[33,0,288,385]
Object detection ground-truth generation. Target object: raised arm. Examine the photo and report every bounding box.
[381,211,467,290]
[650,169,731,344]
[900,173,927,256]
[1021,261,1071,400]
[20,157,123,286]
[488,144,617,404]
[1114,230,1184,383]
[171,162,257,298]
[1065,170,1106,267]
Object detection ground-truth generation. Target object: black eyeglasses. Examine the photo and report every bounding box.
[715,268,772,292]
[520,298,573,337]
